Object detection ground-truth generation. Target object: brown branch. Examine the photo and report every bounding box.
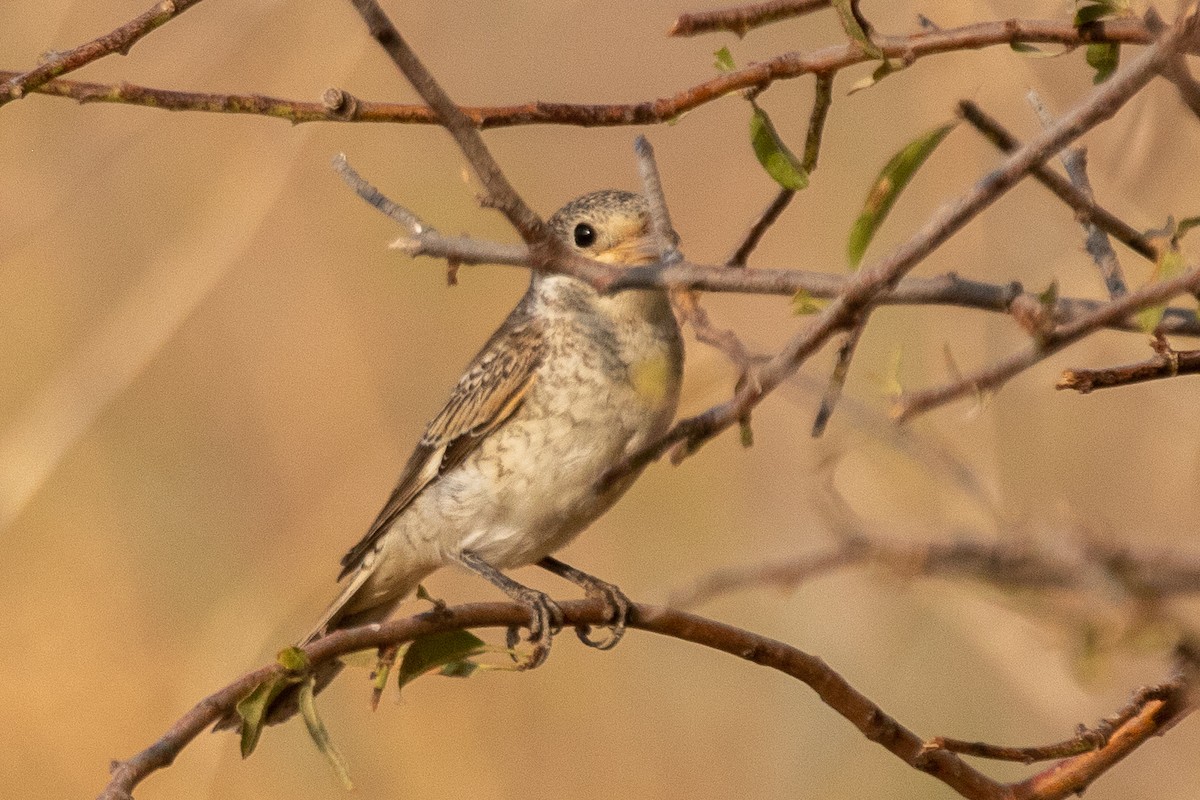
[669,0,831,37]
[957,100,1158,263]
[1057,334,1200,393]
[0,0,207,107]
[347,0,545,242]
[610,6,1199,478]
[96,599,1010,800]
[894,263,1200,420]
[2,18,1183,127]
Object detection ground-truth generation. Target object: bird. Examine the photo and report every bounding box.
[218,189,683,729]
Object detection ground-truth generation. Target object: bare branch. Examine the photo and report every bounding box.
[894,264,1200,420]
[956,100,1157,262]
[1057,334,1200,393]
[0,0,207,107]
[347,0,545,242]
[2,18,1185,127]
[669,0,831,37]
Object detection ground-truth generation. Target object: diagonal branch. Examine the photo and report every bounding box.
[0,0,207,108]
[895,264,1200,420]
[603,5,1200,479]
[669,0,831,37]
[347,0,545,242]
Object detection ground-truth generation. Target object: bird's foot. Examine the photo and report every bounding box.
[503,587,564,669]
[573,576,631,651]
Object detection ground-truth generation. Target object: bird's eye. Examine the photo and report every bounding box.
[573,222,596,248]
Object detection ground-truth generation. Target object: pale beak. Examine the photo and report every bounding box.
[597,233,662,267]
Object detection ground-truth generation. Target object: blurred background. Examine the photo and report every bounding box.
[2,1,1199,798]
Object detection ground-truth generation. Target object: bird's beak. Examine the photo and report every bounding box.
[597,233,662,267]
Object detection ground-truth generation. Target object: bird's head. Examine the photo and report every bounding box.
[547,190,660,267]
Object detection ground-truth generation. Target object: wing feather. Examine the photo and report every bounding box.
[337,309,545,579]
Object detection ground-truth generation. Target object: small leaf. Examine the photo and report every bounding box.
[1074,0,1124,26]
[1173,216,1200,244]
[398,630,488,691]
[792,288,828,315]
[1010,41,1042,54]
[439,660,481,679]
[882,347,904,398]
[1136,247,1186,333]
[831,0,883,59]
[276,646,310,674]
[236,675,292,758]
[847,122,956,268]
[739,417,754,448]
[714,46,736,73]
[847,59,901,95]
[1037,280,1060,310]
[749,102,809,191]
[1085,43,1119,84]
[298,675,354,790]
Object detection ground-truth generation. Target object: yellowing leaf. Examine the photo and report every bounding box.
[298,675,354,790]
[1136,247,1186,333]
[792,288,828,315]
[847,122,956,268]
[749,102,809,191]
[714,46,736,73]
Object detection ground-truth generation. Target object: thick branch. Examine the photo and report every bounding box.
[669,0,831,37]
[97,599,1008,800]
[1057,337,1200,393]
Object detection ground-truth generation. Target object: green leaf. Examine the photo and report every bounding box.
[439,660,481,679]
[1010,41,1043,54]
[1074,0,1124,26]
[398,630,488,691]
[1037,280,1060,310]
[298,675,354,790]
[714,46,736,73]
[1136,247,1186,333]
[1174,216,1200,244]
[749,102,809,191]
[276,646,310,673]
[847,59,902,95]
[1086,43,1119,84]
[739,417,754,448]
[236,675,292,758]
[792,288,827,315]
[847,122,956,268]
[831,0,883,59]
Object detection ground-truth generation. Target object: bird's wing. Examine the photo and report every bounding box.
[337,310,545,580]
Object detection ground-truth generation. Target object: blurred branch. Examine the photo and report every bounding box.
[893,262,1200,421]
[1,18,1183,126]
[0,0,206,107]
[669,0,831,37]
[1057,333,1200,393]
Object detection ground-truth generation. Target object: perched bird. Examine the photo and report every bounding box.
[220,189,683,728]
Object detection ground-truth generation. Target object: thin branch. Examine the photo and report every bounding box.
[894,263,1200,420]
[1027,91,1129,298]
[96,599,1010,800]
[634,136,681,260]
[725,71,833,268]
[347,0,545,242]
[0,0,206,107]
[956,100,1157,262]
[608,6,1199,478]
[337,168,1200,336]
[1057,334,1200,393]
[2,18,1185,127]
[669,0,831,37]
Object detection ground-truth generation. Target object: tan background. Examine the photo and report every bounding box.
[2,1,1199,798]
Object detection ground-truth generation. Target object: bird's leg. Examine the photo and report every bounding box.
[454,550,563,669]
[537,556,631,651]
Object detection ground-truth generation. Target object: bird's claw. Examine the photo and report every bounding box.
[505,587,563,669]
[574,578,631,651]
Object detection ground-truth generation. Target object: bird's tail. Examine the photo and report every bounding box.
[213,565,421,733]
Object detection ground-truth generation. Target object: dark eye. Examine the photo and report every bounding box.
[573,222,596,248]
